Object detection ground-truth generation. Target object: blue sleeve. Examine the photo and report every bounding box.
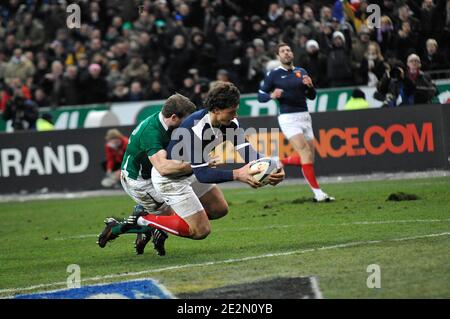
[189,124,235,183]
[258,71,274,103]
[302,68,317,100]
[305,86,317,100]
[192,166,234,184]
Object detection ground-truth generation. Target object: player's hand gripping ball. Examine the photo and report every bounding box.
[249,157,280,186]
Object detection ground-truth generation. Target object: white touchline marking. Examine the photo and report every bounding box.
[54,234,98,241]
[227,225,295,232]
[53,219,450,241]
[2,232,449,297]
[309,276,323,299]
[337,219,450,226]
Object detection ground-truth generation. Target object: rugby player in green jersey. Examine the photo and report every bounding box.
[97,93,231,256]
[97,93,193,255]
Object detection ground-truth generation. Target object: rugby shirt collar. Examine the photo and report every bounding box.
[279,65,295,72]
[158,112,169,131]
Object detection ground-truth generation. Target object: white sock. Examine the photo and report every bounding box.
[312,188,325,198]
[137,216,147,226]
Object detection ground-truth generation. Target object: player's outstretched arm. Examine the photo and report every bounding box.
[149,150,192,177]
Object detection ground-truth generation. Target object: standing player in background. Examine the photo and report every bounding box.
[258,43,334,202]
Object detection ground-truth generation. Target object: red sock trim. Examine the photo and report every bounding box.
[140,214,190,237]
[301,163,320,189]
[281,155,302,166]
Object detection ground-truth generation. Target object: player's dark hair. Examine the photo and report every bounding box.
[276,42,291,55]
[162,93,196,118]
[204,81,240,111]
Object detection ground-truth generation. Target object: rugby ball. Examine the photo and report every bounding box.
[249,157,280,185]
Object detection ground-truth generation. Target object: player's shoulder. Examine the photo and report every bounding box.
[131,113,155,135]
[180,108,208,128]
[224,118,239,129]
[266,67,283,77]
[142,112,161,131]
[141,111,158,124]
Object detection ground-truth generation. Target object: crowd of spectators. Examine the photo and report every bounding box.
[0,0,449,123]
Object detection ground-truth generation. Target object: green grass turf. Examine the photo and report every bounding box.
[0,176,449,298]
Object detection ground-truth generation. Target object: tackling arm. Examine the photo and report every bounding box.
[149,149,192,177]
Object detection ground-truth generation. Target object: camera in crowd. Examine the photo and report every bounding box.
[11,95,26,109]
[7,89,27,110]
[390,66,404,80]
[374,62,408,107]
[198,81,210,93]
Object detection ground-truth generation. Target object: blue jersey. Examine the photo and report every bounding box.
[258,66,316,113]
[166,109,262,183]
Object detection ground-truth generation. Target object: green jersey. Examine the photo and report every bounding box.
[121,112,170,180]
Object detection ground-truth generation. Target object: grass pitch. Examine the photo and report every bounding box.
[0,176,449,298]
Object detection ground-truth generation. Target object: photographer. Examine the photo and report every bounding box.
[375,54,437,107]
[2,90,39,131]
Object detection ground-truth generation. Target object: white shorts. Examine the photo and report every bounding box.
[120,171,169,214]
[151,168,215,219]
[278,112,314,141]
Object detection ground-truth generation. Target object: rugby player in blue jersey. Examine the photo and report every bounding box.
[130,82,285,240]
[258,43,334,202]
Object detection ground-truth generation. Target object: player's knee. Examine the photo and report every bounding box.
[218,204,228,218]
[298,143,310,153]
[210,203,228,219]
[299,146,313,160]
[191,224,211,240]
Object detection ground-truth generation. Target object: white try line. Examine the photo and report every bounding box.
[54,234,98,241]
[309,276,324,300]
[337,219,450,226]
[2,231,449,297]
[53,219,450,241]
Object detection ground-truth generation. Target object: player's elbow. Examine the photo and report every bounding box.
[193,169,209,183]
[158,168,170,176]
[195,174,208,183]
[257,94,268,103]
[154,162,171,176]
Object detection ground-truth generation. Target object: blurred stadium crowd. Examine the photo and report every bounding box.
[0,0,449,116]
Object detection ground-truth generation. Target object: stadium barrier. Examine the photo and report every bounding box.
[240,104,449,178]
[1,80,450,133]
[0,104,448,194]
